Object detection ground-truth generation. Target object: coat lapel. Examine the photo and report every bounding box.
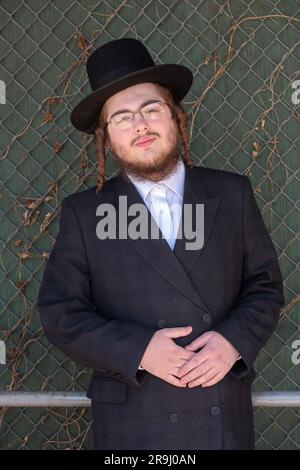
[98,164,220,312]
[174,165,221,273]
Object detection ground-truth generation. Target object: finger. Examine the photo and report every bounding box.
[165,374,187,388]
[171,358,195,378]
[188,371,222,388]
[169,362,188,378]
[174,357,194,371]
[186,367,218,387]
[171,367,182,379]
[179,363,212,385]
[201,372,225,388]
[184,332,211,351]
[164,326,193,339]
[177,352,209,377]
[166,358,194,378]
[175,346,196,361]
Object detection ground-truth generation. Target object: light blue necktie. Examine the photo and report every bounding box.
[149,185,175,250]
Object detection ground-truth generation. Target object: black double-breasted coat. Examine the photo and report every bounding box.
[37,164,284,450]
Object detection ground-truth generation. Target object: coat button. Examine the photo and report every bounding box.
[203,313,211,322]
[169,413,178,423]
[210,406,220,416]
[158,319,166,328]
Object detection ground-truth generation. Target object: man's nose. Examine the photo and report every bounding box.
[133,113,150,132]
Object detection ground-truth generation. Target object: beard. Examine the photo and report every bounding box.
[109,132,181,183]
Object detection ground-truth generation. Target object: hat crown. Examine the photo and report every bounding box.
[87,38,155,91]
[71,37,193,133]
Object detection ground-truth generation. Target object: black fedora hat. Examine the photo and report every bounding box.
[70,38,193,134]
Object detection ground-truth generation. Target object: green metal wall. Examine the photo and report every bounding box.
[0,0,299,449]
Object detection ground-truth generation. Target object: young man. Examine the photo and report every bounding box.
[37,38,284,450]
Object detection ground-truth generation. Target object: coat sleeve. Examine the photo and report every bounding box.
[213,176,285,378]
[37,196,155,387]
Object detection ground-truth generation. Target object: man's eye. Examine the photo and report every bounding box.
[144,107,159,114]
[116,114,132,124]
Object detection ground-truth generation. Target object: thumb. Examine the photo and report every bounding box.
[164,326,193,339]
[185,332,209,351]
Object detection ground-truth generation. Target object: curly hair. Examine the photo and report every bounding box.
[94,84,193,192]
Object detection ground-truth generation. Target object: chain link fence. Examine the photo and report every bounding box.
[0,0,299,449]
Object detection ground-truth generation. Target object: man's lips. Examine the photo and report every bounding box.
[135,137,156,147]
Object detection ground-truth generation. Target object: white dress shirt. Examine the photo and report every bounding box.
[127,158,185,250]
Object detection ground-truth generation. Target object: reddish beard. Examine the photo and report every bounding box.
[110,136,181,183]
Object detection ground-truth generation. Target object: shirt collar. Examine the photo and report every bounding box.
[127,159,185,202]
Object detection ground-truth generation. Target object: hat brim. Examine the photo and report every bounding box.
[70,64,193,134]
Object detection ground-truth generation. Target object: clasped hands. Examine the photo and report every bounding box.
[141,326,240,388]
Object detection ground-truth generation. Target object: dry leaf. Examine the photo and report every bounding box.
[18,252,31,260]
[44,112,54,123]
[23,210,30,226]
[40,212,53,232]
[30,210,40,225]
[17,280,26,288]
[77,34,89,51]
[54,142,63,153]
[48,97,61,106]
[15,240,22,247]
[27,201,37,209]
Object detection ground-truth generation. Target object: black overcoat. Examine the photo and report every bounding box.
[37,164,284,450]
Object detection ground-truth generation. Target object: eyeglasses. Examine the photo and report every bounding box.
[105,101,169,130]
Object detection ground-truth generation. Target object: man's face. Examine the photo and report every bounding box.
[102,82,180,181]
